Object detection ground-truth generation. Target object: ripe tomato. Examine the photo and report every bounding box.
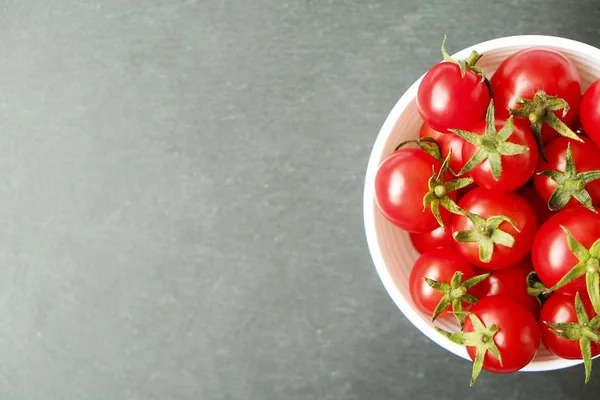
[533,136,600,211]
[452,188,537,269]
[419,122,467,175]
[540,292,600,359]
[473,259,541,318]
[374,148,456,233]
[410,226,455,254]
[491,48,581,144]
[465,296,539,374]
[409,248,476,319]
[531,207,600,294]
[516,184,555,226]
[417,59,490,133]
[460,117,538,192]
[580,78,600,148]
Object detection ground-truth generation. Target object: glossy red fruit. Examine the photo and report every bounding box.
[540,292,600,359]
[409,248,476,319]
[417,63,490,134]
[465,296,540,373]
[419,122,467,175]
[410,226,455,254]
[460,118,538,192]
[532,207,600,294]
[452,188,537,269]
[473,259,541,318]
[491,48,581,143]
[533,136,600,211]
[580,79,600,148]
[374,148,455,233]
[516,184,555,226]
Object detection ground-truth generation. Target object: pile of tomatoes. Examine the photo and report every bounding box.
[374,38,600,385]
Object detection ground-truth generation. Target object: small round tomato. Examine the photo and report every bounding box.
[540,292,600,359]
[491,48,581,143]
[419,122,467,175]
[516,184,555,226]
[473,259,540,318]
[417,63,490,134]
[374,148,456,233]
[465,296,540,373]
[460,118,538,192]
[452,188,537,269]
[410,226,455,254]
[409,248,475,318]
[533,136,600,211]
[532,207,600,294]
[580,78,600,148]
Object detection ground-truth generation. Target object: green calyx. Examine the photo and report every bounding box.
[395,138,473,229]
[436,312,502,386]
[422,151,474,229]
[510,90,583,160]
[424,271,491,329]
[395,137,444,162]
[526,271,551,304]
[453,211,520,264]
[537,143,600,212]
[550,227,600,315]
[545,292,600,383]
[441,35,486,81]
[451,100,529,180]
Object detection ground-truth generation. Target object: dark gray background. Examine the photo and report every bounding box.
[1,0,600,399]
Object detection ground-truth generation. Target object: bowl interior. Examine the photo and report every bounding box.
[364,36,600,372]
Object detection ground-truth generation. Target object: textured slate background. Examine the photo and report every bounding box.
[2,0,600,399]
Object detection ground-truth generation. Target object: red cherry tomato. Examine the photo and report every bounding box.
[540,292,600,359]
[491,49,581,143]
[409,248,475,318]
[417,63,490,134]
[473,259,540,318]
[374,148,455,233]
[532,207,600,294]
[410,226,455,254]
[419,122,467,175]
[580,79,600,148]
[465,296,540,373]
[516,184,555,226]
[461,118,538,192]
[533,136,600,210]
[452,188,537,269]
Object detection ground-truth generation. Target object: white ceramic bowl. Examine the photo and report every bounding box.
[364,35,600,372]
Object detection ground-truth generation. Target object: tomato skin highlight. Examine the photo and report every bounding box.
[533,136,600,210]
[460,117,538,192]
[491,48,581,143]
[532,207,600,294]
[473,258,541,319]
[465,296,540,373]
[452,188,537,269]
[540,292,600,359]
[410,226,455,254]
[409,248,475,318]
[417,63,490,134]
[374,148,456,233]
[580,79,600,149]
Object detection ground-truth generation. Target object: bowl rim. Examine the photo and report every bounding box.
[363,35,600,372]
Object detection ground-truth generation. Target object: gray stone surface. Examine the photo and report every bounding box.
[1,0,600,398]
